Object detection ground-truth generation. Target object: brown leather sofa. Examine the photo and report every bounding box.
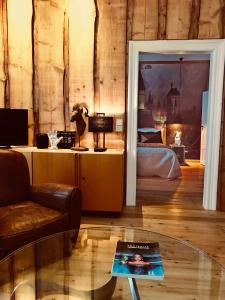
[0,149,82,259]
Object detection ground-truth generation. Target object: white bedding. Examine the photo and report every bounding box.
[137,146,182,179]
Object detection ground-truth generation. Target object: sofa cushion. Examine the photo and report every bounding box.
[0,201,66,238]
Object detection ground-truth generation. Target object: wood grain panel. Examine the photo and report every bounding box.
[94,0,126,149]
[188,0,201,38]
[32,0,39,137]
[63,6,69,131]
[166,0,192,39]
[0,259,14,298]
[14,247,36,300]
[79,153,124,211]
[0,1,6,107]
[144,0,158,40]
[128,0,159,40]
[34,0,65,133]
[82,173,225,268]
[32,152,76,185]
[7,0,34,145]
[126,0,133,41]
[68,0,96,148]
[2,0,9,108]
[35,235,66,299]
[16,150,33,183]
[219,171,225,211]
[137,160,204,209]
[158,0,167,39]
[130,0,145,40]
[2,228,225,298]
[198,0,223,38]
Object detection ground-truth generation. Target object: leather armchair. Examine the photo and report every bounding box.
[0,150,82,259]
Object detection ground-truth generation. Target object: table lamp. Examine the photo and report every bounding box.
[88,114,113,152]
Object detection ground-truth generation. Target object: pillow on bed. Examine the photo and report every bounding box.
[138,131,163,143]
[137,128,159,133]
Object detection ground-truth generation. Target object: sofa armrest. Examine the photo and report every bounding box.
[29,183,82,228]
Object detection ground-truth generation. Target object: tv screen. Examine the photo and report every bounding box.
[0,108,28,147]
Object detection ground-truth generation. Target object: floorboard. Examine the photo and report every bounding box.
[82,160,225,267]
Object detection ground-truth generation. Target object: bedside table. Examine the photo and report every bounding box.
[170,145,185,164]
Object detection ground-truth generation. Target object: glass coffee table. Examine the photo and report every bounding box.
[0,226,224,299]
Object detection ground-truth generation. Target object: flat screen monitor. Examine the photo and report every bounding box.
[0,108,28,147]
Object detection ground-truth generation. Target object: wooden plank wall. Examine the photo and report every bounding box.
[7,0,34,144]
[0,1,6,107]
[34,0,65,135]
[94,0,126,149]
[68,0,96,147]
[0,0,225,208]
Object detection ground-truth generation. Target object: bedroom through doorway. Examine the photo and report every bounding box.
[136,53,210,209]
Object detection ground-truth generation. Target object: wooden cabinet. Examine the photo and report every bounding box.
[14,147,124,212]
[33,152,77,185]
[79,153,124,212]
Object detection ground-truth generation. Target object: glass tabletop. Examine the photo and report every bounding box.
[0,226,224,299]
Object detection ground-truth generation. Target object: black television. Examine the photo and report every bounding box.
[0,108,28,147]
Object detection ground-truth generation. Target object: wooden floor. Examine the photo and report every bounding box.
[82,160,225,267]
[136,160,204,209]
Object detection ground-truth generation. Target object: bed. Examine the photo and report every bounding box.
[137,142,182,180]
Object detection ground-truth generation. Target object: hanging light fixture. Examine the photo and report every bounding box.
[171,57,184,146]
[167,82,180,98]
[166,57,184,124]
[174,57,184,124]
[165,57,185,147]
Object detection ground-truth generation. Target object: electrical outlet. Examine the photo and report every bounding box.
[116,118,123,132]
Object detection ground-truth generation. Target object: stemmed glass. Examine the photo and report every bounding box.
[47,131,60,150]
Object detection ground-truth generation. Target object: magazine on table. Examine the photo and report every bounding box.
[111,241,164,280]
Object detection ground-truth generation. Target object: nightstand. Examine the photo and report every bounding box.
[170,145,185,165]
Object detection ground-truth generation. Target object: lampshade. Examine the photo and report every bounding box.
[167,83,180,97]
[173,114,183,124]
[88,116,113,133]
[165,114,183,125]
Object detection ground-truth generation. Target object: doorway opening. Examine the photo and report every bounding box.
[126,40,225,210]
[136,53,209,209]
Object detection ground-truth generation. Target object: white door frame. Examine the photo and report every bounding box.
[126,40,225,210]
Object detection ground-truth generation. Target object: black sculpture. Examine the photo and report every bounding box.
[70,103,89,151]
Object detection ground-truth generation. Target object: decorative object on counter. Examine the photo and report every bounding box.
[174,130,182,146]
[70,103,89,151]
[57,131,76,149]
[88,113,113,152]
[166,118,184,150]
[36,133,49,149]
[47,131,63,150]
